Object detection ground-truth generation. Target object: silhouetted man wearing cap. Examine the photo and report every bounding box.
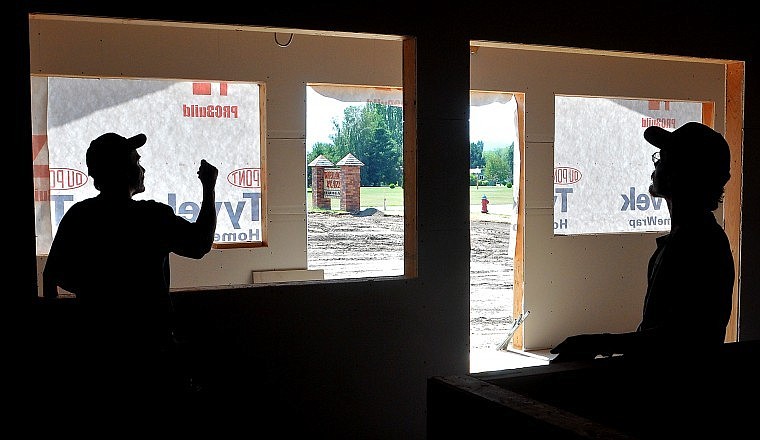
[550,122,734,362]
[42,132,218,398]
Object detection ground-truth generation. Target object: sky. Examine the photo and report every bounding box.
[306,87,517,152]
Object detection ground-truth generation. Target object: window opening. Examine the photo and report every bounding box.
[305,84,404,279]
[32,76,265,258]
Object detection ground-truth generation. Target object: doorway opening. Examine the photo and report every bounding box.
[469,91,532,372]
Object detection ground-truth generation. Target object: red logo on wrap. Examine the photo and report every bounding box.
[554,167,582,185]
[227,168,261,188]
[49,168,88,190]
[193,82,228,96]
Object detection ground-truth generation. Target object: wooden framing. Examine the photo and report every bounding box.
[511,93,527,350]
[403,37,418,278]
[724,61,745,342]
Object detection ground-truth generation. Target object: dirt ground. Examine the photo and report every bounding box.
[307,208,515,351]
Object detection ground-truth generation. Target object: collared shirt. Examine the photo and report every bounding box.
[638,211,734,350]
[44,194,214,351]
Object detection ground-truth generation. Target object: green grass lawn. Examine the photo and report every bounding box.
[307,185,513,211]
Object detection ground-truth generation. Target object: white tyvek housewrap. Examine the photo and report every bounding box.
[553,96,702,235]
[33,77,262,254]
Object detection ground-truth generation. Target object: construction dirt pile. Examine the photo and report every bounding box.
[307,210,514,351]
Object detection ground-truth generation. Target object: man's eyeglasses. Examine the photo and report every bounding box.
[651,151,660,164]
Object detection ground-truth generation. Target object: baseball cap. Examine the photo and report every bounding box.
[644,122,730,185]
[86,132,147,178]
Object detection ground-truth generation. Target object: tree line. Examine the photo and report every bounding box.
[470,140,514,186]
[307,103,514,187]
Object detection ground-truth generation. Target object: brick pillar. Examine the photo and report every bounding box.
[311,166,331,210]
[309,155,335,210]
[340,166,361,212]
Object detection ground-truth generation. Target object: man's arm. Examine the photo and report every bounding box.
[172,159,219,259]
[550,331,647,363]
[195,159,219,246]
[41,214,73,300]
[42,259,59,300]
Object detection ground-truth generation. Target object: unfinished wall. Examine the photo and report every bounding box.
[31,15,735,352]
[27,15,471,439]
[471,44,728,349]
[29,15,403,288]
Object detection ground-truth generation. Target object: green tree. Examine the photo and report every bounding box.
[326,103,403,187]
[372,103,404,186]
[308,142,341,164]
[359,125,401,186]
[331,105,363,160]
[470,140,485,169]
[483,143,514,185]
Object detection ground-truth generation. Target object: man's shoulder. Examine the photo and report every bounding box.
[673,213,726,237]
[668,214,732,259]
[131,199,174,213]
[129,200,183,227]
[61,196,99,216]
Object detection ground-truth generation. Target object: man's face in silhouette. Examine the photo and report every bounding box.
[649,149,672,200]
[127,149,146,196]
